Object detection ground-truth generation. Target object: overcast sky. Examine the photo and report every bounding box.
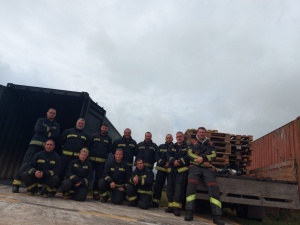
[1,0,300,144]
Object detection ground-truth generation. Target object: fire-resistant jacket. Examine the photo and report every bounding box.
[188,138,216,167]
[167,142,190,173]
[26,150,61,178]
[155,142,173,172]
[65,158,93,187]
[29,117,60,147]
[60,127,89,156]
[89,132,113,163]
[103,159,131,188]
[136,141,157,169]
[112,136,137,166]
[129,166,154,192]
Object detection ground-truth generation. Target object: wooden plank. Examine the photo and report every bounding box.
[250,160,297,182]
[196,176,300,209]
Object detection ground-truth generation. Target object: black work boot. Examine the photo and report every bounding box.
[12,186,19,193]
[213,216,225,225]
[184,210,194,221]
[151,201,159,208]
[173,208,180,216]
[101,196,108,203]
[165,207,174,213]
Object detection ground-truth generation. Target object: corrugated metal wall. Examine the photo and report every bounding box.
[250,117,300,192]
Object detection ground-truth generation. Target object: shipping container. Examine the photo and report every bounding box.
[249,116,300,198]
[0,83,121,179]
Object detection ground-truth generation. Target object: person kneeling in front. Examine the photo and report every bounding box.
[61,148,93,201]
[127,158,154,209]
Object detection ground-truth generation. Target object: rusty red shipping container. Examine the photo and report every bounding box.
[250,116,300,183]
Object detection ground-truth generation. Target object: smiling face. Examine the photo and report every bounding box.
[197,128,206,141]
[79,151,88,161]
[76,119,85,130]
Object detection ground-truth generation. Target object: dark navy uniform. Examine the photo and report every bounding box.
[152,142,173,207]
[60,127,89,179]
[21,149,61,195]
[112,136,137,172]
[13,117,60,188]
[127,165,154,209]
[136,141,157,170]
[89,132,113,198]
[185,138,223,223]
[61,158,93,201]
[166,142,190,213]
[98,159,131,204]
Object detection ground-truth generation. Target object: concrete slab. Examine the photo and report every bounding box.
[0,184,237,225]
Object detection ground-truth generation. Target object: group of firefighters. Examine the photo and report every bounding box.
[11,108,225,225]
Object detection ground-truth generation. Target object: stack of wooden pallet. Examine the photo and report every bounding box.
[184,129,253,174]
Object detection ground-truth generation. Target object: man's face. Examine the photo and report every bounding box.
[197,129,206,141]
[76,119,85,130]
[79,151,88,161]
[114,150,123,162]
[145,133,152,143]
[100,125,108,134]
[165,134,173,144]
[47,109,56,121]
[124,129,131,139]
[45,140,55,152]
[136,160,144,170]
[176,133,184,144]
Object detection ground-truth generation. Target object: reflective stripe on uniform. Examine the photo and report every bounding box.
[13,180,22,186]
[144,163,153,169]
[173,202,182,208]
[210,197,222,208]
[30,140,45,146]
[177,166,189,173]
[186,194,196,203]
[156,166,168,172]
[128,196,137,201]
[62,150,79,157]
[137,189,153,195]
[100,191,109,197]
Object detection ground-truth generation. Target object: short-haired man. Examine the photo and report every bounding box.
[60,118,89,180]
[152,134,173,207]
[184,127,224,225]
[98,148,131,204]
[165,131,190,216]
[112,128,137,173]
[127,158,154,210]
[136,132,157,170]
[12,108,60,193]
[21,139,61,197]
[89,123,113,200]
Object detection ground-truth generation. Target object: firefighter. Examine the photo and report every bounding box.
[112,128,137,174]
[60,118,89,180]
[21,139,61,197]
[165,131,190,216]
[88,123,113,200]
[12,108,60,193]
[127,158,154,210]
[136,132,157,170]
[184,127,224,225]
[61,148,93,201]
[98,148,131,204]
[152,134,173,207]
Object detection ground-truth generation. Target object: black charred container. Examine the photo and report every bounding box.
[0,83,121,179]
